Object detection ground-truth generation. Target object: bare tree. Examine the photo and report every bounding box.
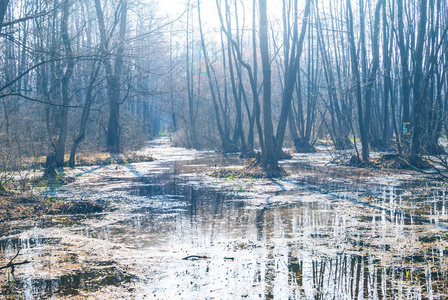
[0,0,9,29]
[94,0,128,154]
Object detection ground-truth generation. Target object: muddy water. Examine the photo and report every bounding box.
[1,139,448,299]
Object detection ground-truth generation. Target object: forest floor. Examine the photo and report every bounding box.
[0,138,447,299]
[0,190,104,222]
[0,152,155,223]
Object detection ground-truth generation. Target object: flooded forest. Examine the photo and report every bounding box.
[1,0,448,298]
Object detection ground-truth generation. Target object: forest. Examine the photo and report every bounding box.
[0,0,448,298]
[0,0,446,176]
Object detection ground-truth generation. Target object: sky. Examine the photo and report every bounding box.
[151,0,311,50]
[156,0,186,17]
[155,0,288,27]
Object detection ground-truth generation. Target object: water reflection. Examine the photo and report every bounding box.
[121,177,447,298]
[1,144,448,298]
[13,267,133,299]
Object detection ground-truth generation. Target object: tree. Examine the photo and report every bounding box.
[410,0,428,160]
[274,0,311,158]
[347,0,382,162]
[68,61,101,167]
[0,0,9,29]
[198,0,229,152]
[258,0,277,172]
[215,0,264,156]
[55,0,75,167]
[94,0,128,154]
[185,1,198,149]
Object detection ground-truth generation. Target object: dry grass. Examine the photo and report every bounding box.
[0,150,154,221]
[0,190,105,222]
[74,152,154,166]
[210,158,287,179]
[12,152,155,170]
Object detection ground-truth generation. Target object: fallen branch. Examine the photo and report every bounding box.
[0,249,30,271]
[182,255,210,260]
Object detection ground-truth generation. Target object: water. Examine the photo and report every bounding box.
[1,139,447,299]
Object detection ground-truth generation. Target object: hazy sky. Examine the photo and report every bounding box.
[156,0,186,16]
[155,0,287,26]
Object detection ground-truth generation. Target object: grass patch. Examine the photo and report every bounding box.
[74,152,154,167]
[210,157,287,179]
[0,191,106,222]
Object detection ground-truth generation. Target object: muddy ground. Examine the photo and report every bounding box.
[0,138,447,299]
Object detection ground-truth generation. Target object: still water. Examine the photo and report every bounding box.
[1,140,447,299]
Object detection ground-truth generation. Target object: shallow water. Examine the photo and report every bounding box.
[1,139,447,299]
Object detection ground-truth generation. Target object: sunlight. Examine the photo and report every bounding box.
[1,0,448,298]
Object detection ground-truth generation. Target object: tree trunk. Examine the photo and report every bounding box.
[215,0,264,155]
[43,0,60,178]
[55,0,74,167]
[347,0,382,162]
[225,4,247,154]
[107,0,127,153]
[69,62,101,168]
[259,0,276,170]
[346,0,365,160]
[361,1,382,160]
[186,4,198,149]
[397,0,411,150]
[274,0,311,160]
[410,0,428,159]
[251,0,263,156]
[0,0,9,30]
[94,0,126,154]
[381,0,390,147]
[198,0,228,152]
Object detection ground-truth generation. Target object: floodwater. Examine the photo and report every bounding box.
[1,139,447,299]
